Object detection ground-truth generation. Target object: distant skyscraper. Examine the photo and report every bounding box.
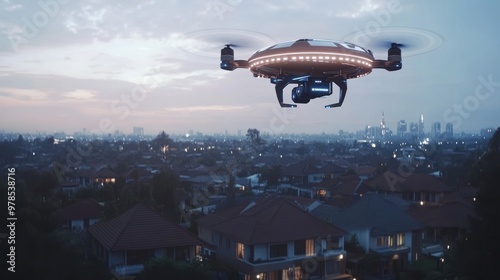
[418,114,424,137]
[133,126,144,136]
[410,122,419,136]
[366,125,382,139]
[380,112,387,138]
[431,122,441,138]
[445,122,453,138]
[397,120,407,137]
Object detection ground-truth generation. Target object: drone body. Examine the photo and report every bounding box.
[220,39,402,108]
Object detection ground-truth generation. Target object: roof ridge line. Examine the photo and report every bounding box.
[109,204,141,250]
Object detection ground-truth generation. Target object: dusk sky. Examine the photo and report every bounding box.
[1,0,499,135]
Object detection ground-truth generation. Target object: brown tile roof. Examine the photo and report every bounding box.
[332,180,364,196]
[88,204,204,251]
[366,172,453,193]
[62,198,103,220]
[409,202,476,229]
[197,196,346,245]
[283,157,344,176]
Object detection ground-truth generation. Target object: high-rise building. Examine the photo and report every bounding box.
[133,126,144,136]
[418,114,424,137]
[410,122,419,136]
[445,122,453,138]
[380,112,387,138]
[431,122,441,138]
[365,125,382,139]
[397,120,407,137]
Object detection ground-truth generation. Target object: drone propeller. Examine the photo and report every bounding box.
[371,40,411,50]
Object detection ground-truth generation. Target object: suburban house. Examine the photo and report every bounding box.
[310,192,424,280]
[409,200,475,258]
[93,167,118,186]
[88,203,205,278]
[365,172,453,205]
[282,157,345,185]
[61,198,103,230]
[196,196,352,280]
[276,182,334,199]
[277,158,348,200]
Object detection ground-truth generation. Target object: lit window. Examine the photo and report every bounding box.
[396,233,405,246]
[237,242,245,259]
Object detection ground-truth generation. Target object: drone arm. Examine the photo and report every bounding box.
[233,60,249,68]
[220,60,249,71]
[325,76,347,108]
[372,59,402,71]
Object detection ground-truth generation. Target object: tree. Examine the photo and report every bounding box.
[246,128,265,147]
[136,257,211,280]
[152,131,172,151]
[260,165,283,187]
[448,127,500,279]
[151,170,180,221]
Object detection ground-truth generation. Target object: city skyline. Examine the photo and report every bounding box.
[1,1,500,135]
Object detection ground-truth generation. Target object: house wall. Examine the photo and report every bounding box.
[308,173,323,183]
[348,230,370,253]
[198,225,212,243]
[69,218,100,229]
[254,244,268,261]
[70,219,84,229]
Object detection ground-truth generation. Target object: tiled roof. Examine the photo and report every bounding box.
[311,192,423,236]
[197,196,346,245]
[283,157,344,176]
[62,198,103,220]
[366,172,453,193]
[88,204,204,251]
[332,180,366,196]
[409,202,475,229]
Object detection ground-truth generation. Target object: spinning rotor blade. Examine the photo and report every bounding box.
[371,40,411,49]
[342,27,443,57]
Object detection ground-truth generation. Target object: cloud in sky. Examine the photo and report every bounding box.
[1,0,499,135]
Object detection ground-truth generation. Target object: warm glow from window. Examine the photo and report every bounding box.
[306,239,314,256]
[237,242,245,259]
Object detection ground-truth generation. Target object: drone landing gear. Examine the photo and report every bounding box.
[274,77,297,108]
[324,76,347,108]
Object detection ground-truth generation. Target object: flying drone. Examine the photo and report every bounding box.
[220,39,402,108]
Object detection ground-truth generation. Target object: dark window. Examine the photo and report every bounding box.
[326,236,341,250]
[294,240,306,255]
[270,243,287,258]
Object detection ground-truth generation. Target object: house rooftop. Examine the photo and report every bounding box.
[311,192,423,236]
[88,204,204,251]
[409,201,475,229]
[197,196,346,245]
[366,172,453,193]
